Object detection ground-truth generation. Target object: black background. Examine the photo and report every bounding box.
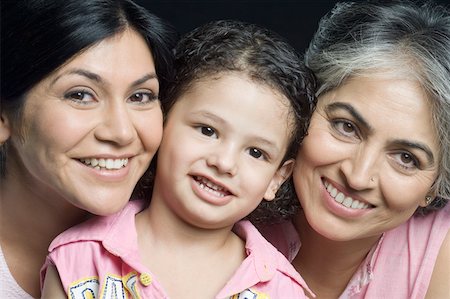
[137,0,450,53]
[137,1,343,53]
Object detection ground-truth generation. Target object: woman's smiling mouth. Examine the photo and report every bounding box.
[323,180,373,210]
[79,158,129,170]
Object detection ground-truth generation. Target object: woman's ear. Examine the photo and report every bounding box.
[419,181,439,207]
[263,159,295,201]
[0,111,11,145]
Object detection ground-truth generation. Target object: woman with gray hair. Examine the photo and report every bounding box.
[260,1,450,298]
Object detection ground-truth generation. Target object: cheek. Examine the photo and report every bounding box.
[295,128,343,172]
[19,104,81,156]
[380,173,433,211]
[137,109,164,153]
[157,125,188,173]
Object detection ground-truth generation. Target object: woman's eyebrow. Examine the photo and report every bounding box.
[325,102,373,132]
[130,73,158,88]
[391,139,435,165]
[50,68,102,87]
[50,68,158,87]
[326,102,435,165]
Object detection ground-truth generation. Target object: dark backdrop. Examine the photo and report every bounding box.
[136,0,450,53]
[136,1,340,53]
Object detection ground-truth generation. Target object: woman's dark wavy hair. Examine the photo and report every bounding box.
[1,0,178,196]
[164,20,316,223]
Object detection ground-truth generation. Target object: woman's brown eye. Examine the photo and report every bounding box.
[343,122,354,133]
[401,153,413,164]
[71,92,84,100]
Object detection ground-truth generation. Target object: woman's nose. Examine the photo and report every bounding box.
[94,102,136,146]
[340,147,379,190]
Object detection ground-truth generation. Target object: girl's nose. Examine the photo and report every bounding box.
[206,143,238,176]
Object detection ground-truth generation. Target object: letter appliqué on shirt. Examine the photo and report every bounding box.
[68,277,99,299]
[68,272,141,299]
[230,289,270,299]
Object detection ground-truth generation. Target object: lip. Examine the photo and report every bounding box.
[78,153,134,159]
[190,174,234,206]
[321,177,374,218]
[75,157,132,182]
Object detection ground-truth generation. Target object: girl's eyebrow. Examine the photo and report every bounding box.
[50,68,158,87]
[326,102,435,165]
[192,110,279,153]
[325,102,373,133]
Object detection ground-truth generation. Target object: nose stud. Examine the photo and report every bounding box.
[370,177,375,182]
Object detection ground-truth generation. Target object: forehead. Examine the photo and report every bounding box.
[186,73,291,113]
[174,73,294,141]
[51,29,155,81]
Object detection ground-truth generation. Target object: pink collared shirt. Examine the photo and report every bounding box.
[41,200,312,298]
[259,204,450,298]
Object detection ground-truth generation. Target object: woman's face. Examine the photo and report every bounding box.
[293,75,439,241]
[6,29,163,215]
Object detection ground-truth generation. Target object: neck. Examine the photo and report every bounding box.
[1,172,88,298]
[292,211,380,299]
[137,188,238,255]
[1,171,88,246]
[135,184,246,299]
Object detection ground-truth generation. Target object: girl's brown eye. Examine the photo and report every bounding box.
[201,126,215,137]
[249,148,262,159]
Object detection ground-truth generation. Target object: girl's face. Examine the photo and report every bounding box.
[5,29,163,215]
[154,73,294,229]
[293,75,439,241]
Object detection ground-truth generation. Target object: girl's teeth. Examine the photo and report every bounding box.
[198,182,226,197]
[198,177,225,192]
[195,176,228,197]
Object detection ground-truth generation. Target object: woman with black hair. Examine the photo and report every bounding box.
[0,1,177,297]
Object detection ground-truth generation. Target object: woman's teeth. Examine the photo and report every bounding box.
[324,181,370,209]
[80,158,128,170]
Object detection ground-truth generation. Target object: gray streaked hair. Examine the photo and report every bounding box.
[305,0,450,214]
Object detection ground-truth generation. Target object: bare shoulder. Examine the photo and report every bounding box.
[425,229,450,299]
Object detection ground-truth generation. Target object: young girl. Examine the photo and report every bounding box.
[41,20,316,299]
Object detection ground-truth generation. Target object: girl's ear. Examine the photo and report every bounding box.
[0,111,11,145]
[263,159,295,201]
